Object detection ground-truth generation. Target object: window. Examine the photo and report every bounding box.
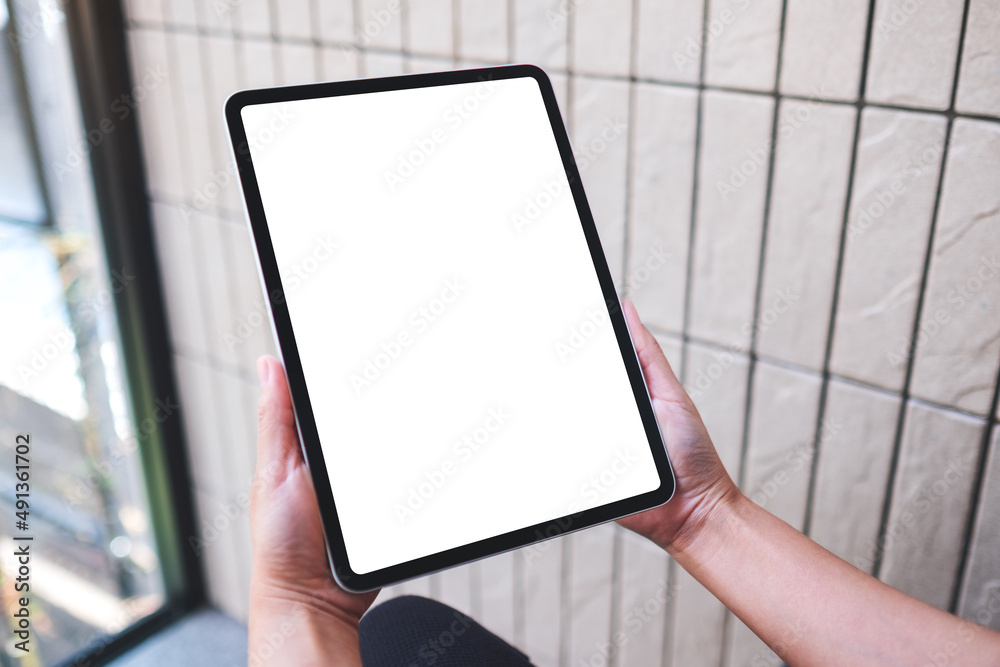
[0,0,200,663]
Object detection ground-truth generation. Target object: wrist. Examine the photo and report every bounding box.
[666,483,749,565]
[250,578,365,666]
[250,608,362,667]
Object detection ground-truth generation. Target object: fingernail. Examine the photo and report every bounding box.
[257,357,270,386]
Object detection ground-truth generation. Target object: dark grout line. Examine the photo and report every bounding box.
[558,534,571,667]
[159,3,242,446]
[267,0,282,79]
[871,0,972,583]
[564,0,576,140]
[610,5,642,664]
[620,0,640,298]
[187,2,258,388]
[513,546,526,650]
[801,0,879,540]
[693,2,727,664]
[309,0,324,77]
[663,323,691,667]
[452,0,461,64]
[951,366,1000,613]
[506,0,515,64]
[620,321,1000,422]
[677,0,711,389]
[737,0,790,497]
[559,14,574,667]
[353,0,365,77]
[607,527,625,667]
[469,559,482,619]
[945,0,988,614]
[400,0,412,72]
[125,19,1000,125]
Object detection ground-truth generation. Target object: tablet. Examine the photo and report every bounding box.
[225,65,675,592]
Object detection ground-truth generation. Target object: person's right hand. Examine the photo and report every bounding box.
[617,300,741,553]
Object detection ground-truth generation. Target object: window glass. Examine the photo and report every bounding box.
[0,0,166,663]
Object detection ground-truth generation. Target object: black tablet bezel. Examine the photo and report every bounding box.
[225,64,675,592]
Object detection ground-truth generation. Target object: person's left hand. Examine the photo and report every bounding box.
[249,355,378,666]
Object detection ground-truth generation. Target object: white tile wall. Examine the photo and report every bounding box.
[628,85,697,333]
[150,203,209,356]
[173,355,228,500]
[743,362,822,531]
[359,0,404,50]
[123,0,163,25]
[830,108,947,391]
[362,50,407,77]
[513,0,569,69]
[567,523,617,667]
[409,0,454,58]
[675,342,749,667]
[315,0,355,44]
[168,0,197,29]
[230,0,272,37]
[571,76,631,286]
[779,0,869,101]
[571,0,633,77]
[195,0,233,32]
[616,529,671,666]
[731,362,821,667]
[703,0,782,92]
[188,214,240,367]
[910,120,1000,416]
[435,562,475,616]
[757,101,856,370]
[277,42,319,85]
[239,39,277,88]
[809,379,900,573]
[125,2,1000,664]
[955,0,1000,116]
[171,32,214,199]
[958,427,1000,632]
[672,567,725,667]
[220,218,279,369]
[192,488,247,619]
[866,0,965,110]
[513,0,567,69]
[321,43,361,80]
[272,0,313,40]
[521,535,563,665]
[128,29,185,201]
[683,342,749,478]
[479,551,518,645]
[880,402,984,610]
[635,0,705,84]
[406,54,451,74]
[202,35,243,215]
[457,0,505,62]
[689,91,774,350]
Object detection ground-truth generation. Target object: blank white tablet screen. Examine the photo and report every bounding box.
[242,75,660,575]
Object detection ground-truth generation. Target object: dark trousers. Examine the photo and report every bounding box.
[359,595,535,666]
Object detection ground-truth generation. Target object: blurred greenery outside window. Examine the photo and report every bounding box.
[0,0,169,663]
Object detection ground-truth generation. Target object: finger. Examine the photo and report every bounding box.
[622,300,690,407]
[256,355,304,487]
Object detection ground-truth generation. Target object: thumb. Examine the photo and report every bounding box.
[255,355,303,488]
[622,300,691,408]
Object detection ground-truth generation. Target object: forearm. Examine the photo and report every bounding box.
[664,491,1000,666]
